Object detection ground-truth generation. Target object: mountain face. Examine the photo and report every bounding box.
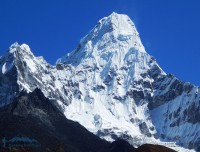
[0,88,109,152]
[0,43,77,108]
[0,12,199,151]
[0,88,176,152]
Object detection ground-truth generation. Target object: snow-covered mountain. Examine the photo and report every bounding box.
[0,12,199,151]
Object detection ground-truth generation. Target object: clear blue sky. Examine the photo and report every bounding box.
[0,0,200,85]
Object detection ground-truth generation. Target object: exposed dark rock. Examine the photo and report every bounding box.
[173,107,181,119]
[139,122,151,137]
[92,85,105,92]
[149,75,194,110]
[136,144,176,152]
[127,90,144,105]
[0,89,110,152]
[104,74,113,86]
[0,65,19,106]
[56,64,64,70]
[0,88,176,152]
[109,139,135,152]
[186,102,200,124]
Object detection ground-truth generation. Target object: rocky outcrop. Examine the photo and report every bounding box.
[0,88,176,152]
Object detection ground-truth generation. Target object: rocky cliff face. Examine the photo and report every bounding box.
[0,12,199,151]
[0,88,111,152]
[151,75,200,151]
[0,88,176,152]
[0,42,79,108]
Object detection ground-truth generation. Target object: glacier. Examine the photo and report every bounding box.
[0,12,199,151]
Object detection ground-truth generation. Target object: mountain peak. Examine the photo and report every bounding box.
[0,13,199,151]
[9,42,20,48]
[77,12,143,48]
[57,13,146,64]
[8,43,32,55]
[9,42,20,53]
[0,43,35,75]
[100,12,137,35]
[107,12,134,26]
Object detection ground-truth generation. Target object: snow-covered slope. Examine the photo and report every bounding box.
[0,42,79,108]
[0,12,199,151]
[57,12,165,144]
[150,75,200,151]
